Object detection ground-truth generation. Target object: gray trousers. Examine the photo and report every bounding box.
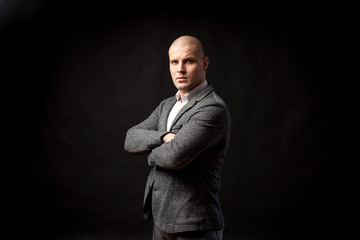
[153,225,223,240]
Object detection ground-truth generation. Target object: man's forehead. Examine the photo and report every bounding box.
[169,44,200,58]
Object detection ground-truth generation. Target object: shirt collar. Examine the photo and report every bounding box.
[175,80,208,102]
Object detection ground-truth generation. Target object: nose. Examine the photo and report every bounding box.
[177,62,185,73]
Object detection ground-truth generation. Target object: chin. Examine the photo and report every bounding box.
[175,84,190,91]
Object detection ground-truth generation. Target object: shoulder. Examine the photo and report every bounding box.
[194,90,230,125]
[154,96,176,111]
[199,90,229,113]
[210,91,228,108]
[162,96,176,104]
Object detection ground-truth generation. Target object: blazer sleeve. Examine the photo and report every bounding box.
[147,104,229,169]
[124,101,170,155]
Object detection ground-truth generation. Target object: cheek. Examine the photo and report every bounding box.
[170,67,176,77]
[187,66,200,77]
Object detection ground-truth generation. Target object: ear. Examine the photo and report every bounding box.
[203,56,209,70]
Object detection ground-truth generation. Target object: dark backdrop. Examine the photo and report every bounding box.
[2,1,347,239]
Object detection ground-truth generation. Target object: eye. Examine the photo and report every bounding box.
[185,59,193,64]
[171,60,178,65]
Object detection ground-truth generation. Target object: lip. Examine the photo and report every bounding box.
[176,77,187,80]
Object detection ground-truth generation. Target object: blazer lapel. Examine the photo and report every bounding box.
[159,97,177,131]
[169,85,214,130]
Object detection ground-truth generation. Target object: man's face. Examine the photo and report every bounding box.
[168,44,208,96]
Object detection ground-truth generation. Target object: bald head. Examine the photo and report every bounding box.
[169,35,205,58]
[168,35,209,97]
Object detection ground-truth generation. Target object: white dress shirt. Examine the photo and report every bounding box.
[167,80,208,131]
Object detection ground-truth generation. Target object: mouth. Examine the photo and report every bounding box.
[176,77,187,82]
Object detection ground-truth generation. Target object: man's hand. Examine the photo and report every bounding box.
[162,133,176,143]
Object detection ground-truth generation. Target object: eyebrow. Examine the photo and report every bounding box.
[183,54,196,59]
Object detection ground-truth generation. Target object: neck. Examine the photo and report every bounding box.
[178,79,207,99]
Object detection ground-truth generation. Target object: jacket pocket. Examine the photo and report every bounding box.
[163,184,209,225]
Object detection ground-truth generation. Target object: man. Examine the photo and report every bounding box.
[124,35,231,240]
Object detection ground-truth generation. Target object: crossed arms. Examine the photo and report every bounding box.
[124,100,228,170]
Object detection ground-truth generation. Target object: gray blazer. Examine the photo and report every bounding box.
[124,85,231,234]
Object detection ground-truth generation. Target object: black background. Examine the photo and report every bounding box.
[2,1,349,239]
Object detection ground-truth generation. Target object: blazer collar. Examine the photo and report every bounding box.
[168,84,214,130]
[193,84,214,103]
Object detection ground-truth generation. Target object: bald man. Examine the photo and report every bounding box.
[124,36,231,240]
